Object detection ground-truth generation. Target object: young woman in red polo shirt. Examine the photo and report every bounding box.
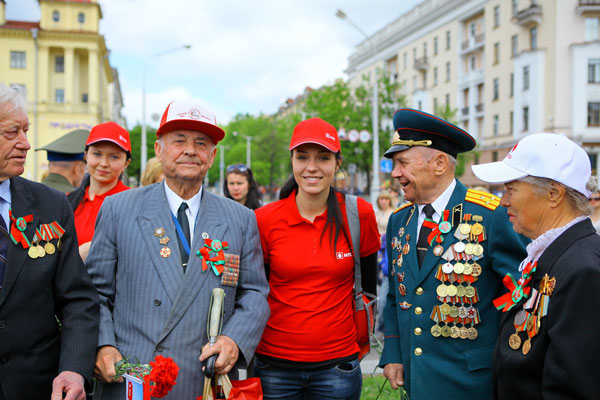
[254,118,380,400]
[67,122,131,261]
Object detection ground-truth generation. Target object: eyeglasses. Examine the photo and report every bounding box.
[226,164,248,173]
[589,197,600,202]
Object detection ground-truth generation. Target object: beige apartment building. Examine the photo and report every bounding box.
[345,0,600,191]
[0,0,124,181]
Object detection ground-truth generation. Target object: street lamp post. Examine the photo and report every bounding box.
[141,45,191,173]
[336,9,380,205]
[246,136,252,169]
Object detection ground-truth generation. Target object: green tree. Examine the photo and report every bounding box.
[303,71,405,195]
[128,124,157,184]
[434,104,479,177]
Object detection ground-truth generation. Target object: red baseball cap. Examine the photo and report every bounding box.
[86,121,131,152]
[289,117,341,153]
[156,101,225,143]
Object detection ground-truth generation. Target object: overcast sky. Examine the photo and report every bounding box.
[7,0,422,128]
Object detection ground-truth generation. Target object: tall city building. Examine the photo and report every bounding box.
[345,0,600,190]
[0,0,125,181]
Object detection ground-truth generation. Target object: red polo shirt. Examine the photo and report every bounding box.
[73,180,130,245]
[255,190,380,362]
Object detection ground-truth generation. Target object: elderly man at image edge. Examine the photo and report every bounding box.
[379,108,528,399]
[0,85,99,399]
[86,101,270,399]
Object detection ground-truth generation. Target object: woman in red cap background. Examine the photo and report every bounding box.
[253,117,380,400]
[68,121,131,261]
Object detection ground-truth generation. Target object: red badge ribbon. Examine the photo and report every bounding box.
[493,261,537,312]
[8,209,33,248]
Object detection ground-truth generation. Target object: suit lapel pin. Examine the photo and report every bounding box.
[154,227,166,237]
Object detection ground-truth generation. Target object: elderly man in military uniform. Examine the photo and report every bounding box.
[36,129,88,193]
[379,109,528,399]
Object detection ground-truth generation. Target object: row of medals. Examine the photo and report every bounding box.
[29,239,61,259]
[432,216,486,340]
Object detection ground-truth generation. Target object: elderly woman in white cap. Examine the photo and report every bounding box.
[471,133,600,400]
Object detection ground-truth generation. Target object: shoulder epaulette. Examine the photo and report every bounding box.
[465,189,500,211]
[393,202,414,214]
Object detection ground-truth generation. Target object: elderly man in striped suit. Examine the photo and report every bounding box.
[87,101,270,399]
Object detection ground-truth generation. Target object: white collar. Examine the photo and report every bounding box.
[519,215,588,271]
[418,179,456,221]
[163,181,202,221]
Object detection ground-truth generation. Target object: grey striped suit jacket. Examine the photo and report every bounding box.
[86,183,269,400]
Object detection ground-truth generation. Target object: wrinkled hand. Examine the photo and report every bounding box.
[383,363,405,390]
[51,371,85,400]
[199,335,239,375]
[94,345,124,383]
[79,241,91,262]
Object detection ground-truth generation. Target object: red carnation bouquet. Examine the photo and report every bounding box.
[115,354,179,399]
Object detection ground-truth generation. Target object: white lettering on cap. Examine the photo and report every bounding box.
[325,132,335,141]
[119,135,126,143]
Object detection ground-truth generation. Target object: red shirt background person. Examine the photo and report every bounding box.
[67,122,131,261]
[254,118,380,400]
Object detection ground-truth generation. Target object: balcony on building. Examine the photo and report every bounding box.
[458,68,484,89]
[460,33,485,55]
[577,0,600,15]
[414,56,429,71]
[475,103,484,117]
[461,106,469,117]
[515,3,542,27]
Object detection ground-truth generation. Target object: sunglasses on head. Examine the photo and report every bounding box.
[227,164,249,173]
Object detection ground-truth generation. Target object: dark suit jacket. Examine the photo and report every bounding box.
[0,176,99,400]
[494,219,600,400]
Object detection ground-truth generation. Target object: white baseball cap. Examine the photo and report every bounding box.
[156,100,225,143]
[471,133,592,198]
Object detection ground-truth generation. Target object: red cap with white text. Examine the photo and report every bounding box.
[86,121,131,152]
[156,100,225,143]
[289,117,341,153]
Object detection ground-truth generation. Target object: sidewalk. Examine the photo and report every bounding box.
[361,349,383,376]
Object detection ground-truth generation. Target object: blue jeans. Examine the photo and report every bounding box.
[254,357,362,400]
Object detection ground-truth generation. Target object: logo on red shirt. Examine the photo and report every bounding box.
[336,251,352,260]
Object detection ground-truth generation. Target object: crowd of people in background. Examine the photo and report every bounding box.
[2,81,600,400]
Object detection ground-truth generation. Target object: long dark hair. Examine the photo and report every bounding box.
[280,151,350,253]
[223,165,263,210]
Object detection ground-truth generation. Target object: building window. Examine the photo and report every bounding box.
[434,37,438,56]
[470,22,476,39]
[510,73,514,97]
[585,18,599,41]
[523,106,529,131]
[470,56,476,71]
[55,89,65,104]
[589,59,600,83]
[510,111,514,134]
[446,93,450,107]
[413,76,417,89]
[492,151,499,162]
[511,35,518,58]
[494,6,500,28]
[55,56,64,73]
[78,12,85,24]
[423,71,428,88]
[433,97,438,112]
[493,115,499,136]
[530,26,537,50]
[403,52,407,69]
[493,78,499,100]
[82,93,88,103]
[446,62,451,81]
[494,42,500,64]
[418,100,423,110]
[589,102,600,126]
[446,30,451,50]
[52,10,60,22]
[423,42,428,57]
[434,66,438,85]
[9,51,26,69]
[523,66,530,90]
[413,48,417,62]
[512,0,518,18]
